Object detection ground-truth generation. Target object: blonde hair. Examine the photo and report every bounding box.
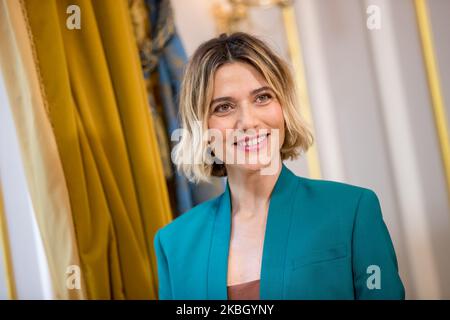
[173,32,314,183]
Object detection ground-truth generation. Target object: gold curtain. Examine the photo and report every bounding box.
[0,0,85,299]
[1,0,172,299]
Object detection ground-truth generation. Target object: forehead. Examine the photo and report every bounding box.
[212,62,268,96]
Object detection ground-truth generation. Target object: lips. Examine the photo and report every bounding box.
[233,133,270,149]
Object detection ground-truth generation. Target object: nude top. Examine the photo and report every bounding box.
[227,279,260,300]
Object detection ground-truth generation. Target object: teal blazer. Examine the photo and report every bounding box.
[154,163,405,299]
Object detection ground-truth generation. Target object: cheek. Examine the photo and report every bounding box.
[264,103,285,147]
[207,118,229,150]
[264,103,285,131]
[207,116,233,131]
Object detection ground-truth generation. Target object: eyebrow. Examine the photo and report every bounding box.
[209,86,273,107]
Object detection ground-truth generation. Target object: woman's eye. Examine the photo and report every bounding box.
[255,93,272,104]
[214,104,232,113]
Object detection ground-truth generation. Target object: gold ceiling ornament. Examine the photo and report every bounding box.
[212,0,293,34]
[211,1,247,34]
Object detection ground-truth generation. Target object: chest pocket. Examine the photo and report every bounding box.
[290,244,348,270]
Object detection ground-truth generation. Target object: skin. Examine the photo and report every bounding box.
[207,61,286,286]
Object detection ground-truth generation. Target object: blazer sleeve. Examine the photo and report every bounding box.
[154,229,173,300]
[352,189,405,299]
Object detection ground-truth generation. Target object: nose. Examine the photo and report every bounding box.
[236,101,258,132]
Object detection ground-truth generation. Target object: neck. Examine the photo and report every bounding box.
[226,160,282,219]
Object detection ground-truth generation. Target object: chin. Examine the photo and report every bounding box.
[230,161,273,173]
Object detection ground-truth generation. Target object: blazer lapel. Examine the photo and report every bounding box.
[206,163,299,299]
[207,176,231,299]
[260,164,299,299]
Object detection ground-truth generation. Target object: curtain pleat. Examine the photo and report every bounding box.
[20,0,172,299]
[0,0,86,299]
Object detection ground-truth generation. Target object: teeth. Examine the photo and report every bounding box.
[257,135,266,143]
[237,134,267,147]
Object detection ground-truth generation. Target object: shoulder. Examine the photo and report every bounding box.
[297,172,380,216]
[290,174,384,235]
[294,174,380,211]
[154,192,222,245]
[294,174,385,228]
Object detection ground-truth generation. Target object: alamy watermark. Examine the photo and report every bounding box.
[366,264,381,290]
[66,5,81,30]
[366,5,381,30]
[66,265,81,290]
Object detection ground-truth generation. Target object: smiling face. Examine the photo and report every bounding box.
[207,61,285,173]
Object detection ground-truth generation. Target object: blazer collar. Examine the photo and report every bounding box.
[207,162,300,299]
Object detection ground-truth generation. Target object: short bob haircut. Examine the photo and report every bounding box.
[173,32,314,183]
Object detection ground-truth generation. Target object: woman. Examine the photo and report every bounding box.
[154,32,405,300]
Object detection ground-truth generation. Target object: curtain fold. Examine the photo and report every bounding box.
[18,0,172,299]
[0,0,85,299]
